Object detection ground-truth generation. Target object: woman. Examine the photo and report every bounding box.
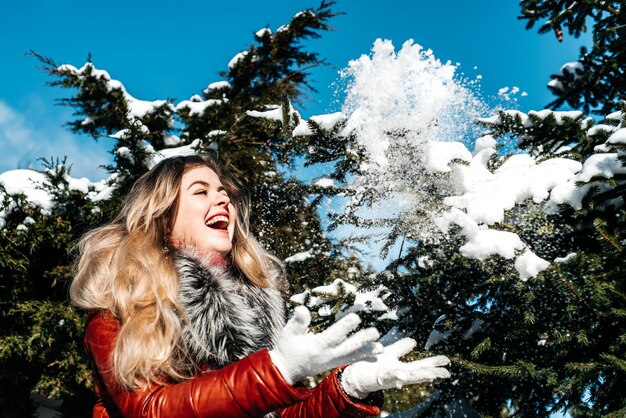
[71,154,450,418]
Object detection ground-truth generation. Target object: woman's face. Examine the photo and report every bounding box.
[170,165,237,256]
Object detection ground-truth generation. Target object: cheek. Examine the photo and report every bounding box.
[228,207,237,232]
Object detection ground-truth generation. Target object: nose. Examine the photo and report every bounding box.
[214,191,230,207]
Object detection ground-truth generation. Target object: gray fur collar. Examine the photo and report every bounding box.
[175,248,286,370]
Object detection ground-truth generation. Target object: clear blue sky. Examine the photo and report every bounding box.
[1,0,589,180]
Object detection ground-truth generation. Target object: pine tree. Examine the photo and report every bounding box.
[519,0,625,115]
[0,2,363,416]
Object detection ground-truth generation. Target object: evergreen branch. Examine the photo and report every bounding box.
[552,265,592,310]
[0,230,30,262]
[470,337,492,360]
[453,357,519,377]
[594,221,622,252]
[599,353,626,373]
[228,135,287,149]
[565,362,599,371]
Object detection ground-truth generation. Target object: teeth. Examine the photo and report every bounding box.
[206,215,229,226]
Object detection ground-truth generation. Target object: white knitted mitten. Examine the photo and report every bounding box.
[269,306,383,385]
[341,338,451,399]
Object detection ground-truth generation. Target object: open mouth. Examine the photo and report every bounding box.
[205,215,229,230]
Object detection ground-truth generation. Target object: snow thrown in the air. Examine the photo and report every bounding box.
[315,39,490,265]
[300,39,625,281]
[340,39,480,167]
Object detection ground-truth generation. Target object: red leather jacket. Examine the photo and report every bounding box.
[85,310,383,418]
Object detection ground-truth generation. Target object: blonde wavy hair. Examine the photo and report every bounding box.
[71,155,283,389]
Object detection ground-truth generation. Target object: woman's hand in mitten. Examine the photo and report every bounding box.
[340,338,451,399]
[269,306,383,385]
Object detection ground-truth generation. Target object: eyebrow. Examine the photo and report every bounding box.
[187,181,210,191]
[186,181,227,192]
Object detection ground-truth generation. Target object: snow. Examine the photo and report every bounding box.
[293,119,313,136]
[607,128,626,144]
[203,81,230,96]
[472,135,496,155]
[353,286,390,312]
[314,178,335,188]
[378,310,398,321]
[424,141,472,173]
[311,279,358,296]
[444,155,582,225]
[606,111,622,122]
[146,138,201,169]
[0,168,114,228]
[515,249,550,281]
[548,182,591,211]
[587,124,618,137]
[547,79,563,91]
[293,10,314,19]
[460,228,524,260]
[58,63,174,127]
[554,252,577,263]
[0,169,53,212]
[479,109,586,129]
[558,61,584,76]
[228,51,249,69]
[312,112,346,130]
[289,290,325,308]
[290,277,396,325]
[208,130,227,137]
[164,135,182,146]
[577,153,626,182]
[527,109,583,125]
[548,61,584,91]
[284,249,314,263]
[175,98,222,117]
[430,130,615,279]
[292,112,346,136]
[340,39,482,167]
[431,122,624,278]
[246,106,283,121]
[255,27,272,37]
[497,86,522,101]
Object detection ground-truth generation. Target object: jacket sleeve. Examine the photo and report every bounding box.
[278,368,383,418]
[85,311,311,418]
